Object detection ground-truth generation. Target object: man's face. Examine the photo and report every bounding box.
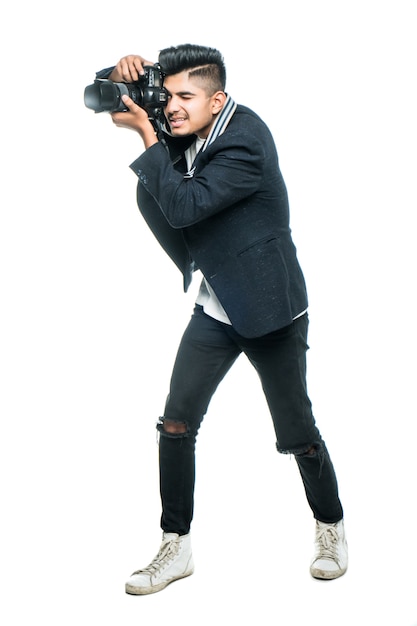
[163,71,224,139]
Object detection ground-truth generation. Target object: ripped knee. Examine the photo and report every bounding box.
[163,419,187,434]
[276,441,323,457]
[157,416,188,438]
[276,441,326,477]
[301,445,319,457]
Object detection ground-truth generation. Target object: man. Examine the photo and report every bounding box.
[98,44,347,594]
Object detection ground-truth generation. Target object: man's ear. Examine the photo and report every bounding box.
[211,91,227,114]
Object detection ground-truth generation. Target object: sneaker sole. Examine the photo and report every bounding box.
[125,569,194,595]
[310,565,347,580]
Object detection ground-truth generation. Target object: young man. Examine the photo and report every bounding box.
[100,44,347,594]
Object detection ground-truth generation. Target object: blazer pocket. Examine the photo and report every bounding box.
[236,235,279,257]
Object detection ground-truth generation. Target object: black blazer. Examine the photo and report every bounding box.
[130,105,308,338]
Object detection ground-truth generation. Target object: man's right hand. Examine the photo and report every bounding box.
[110,94,159,149]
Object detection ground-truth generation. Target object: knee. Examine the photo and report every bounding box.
[276,441,324,457]
[163,418,188,434]
[157,416,189,438]
[300,444,320,458]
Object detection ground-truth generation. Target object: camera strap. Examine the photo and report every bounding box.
[148,114,169,151]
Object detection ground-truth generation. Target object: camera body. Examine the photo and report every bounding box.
[84,64,168,114]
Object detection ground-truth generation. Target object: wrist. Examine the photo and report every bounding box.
[140,123,159,149]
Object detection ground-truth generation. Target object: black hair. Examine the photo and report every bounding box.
[158,43,226,93]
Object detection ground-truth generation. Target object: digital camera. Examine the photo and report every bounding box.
[84,64,168,114]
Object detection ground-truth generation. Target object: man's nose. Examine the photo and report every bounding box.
[166,96,179,113]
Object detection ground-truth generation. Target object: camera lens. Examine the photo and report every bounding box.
[84,80,129,113]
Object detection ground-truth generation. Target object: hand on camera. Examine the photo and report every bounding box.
[110,95,158,148]
[109,55,155,83]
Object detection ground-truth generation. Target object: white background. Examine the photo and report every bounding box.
[1,1,416,624]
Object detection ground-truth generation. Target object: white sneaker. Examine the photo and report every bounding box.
[125,532,194,595]
[310,519,348,580]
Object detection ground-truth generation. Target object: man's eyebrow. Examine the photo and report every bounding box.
[167,90,197,97]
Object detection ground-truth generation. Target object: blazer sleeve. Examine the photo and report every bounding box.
[129,127,266,229]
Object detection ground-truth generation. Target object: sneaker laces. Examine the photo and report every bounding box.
[132,537,180,576]
[315,524,339,561]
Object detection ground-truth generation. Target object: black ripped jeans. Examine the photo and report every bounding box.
[158,305,343,535]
